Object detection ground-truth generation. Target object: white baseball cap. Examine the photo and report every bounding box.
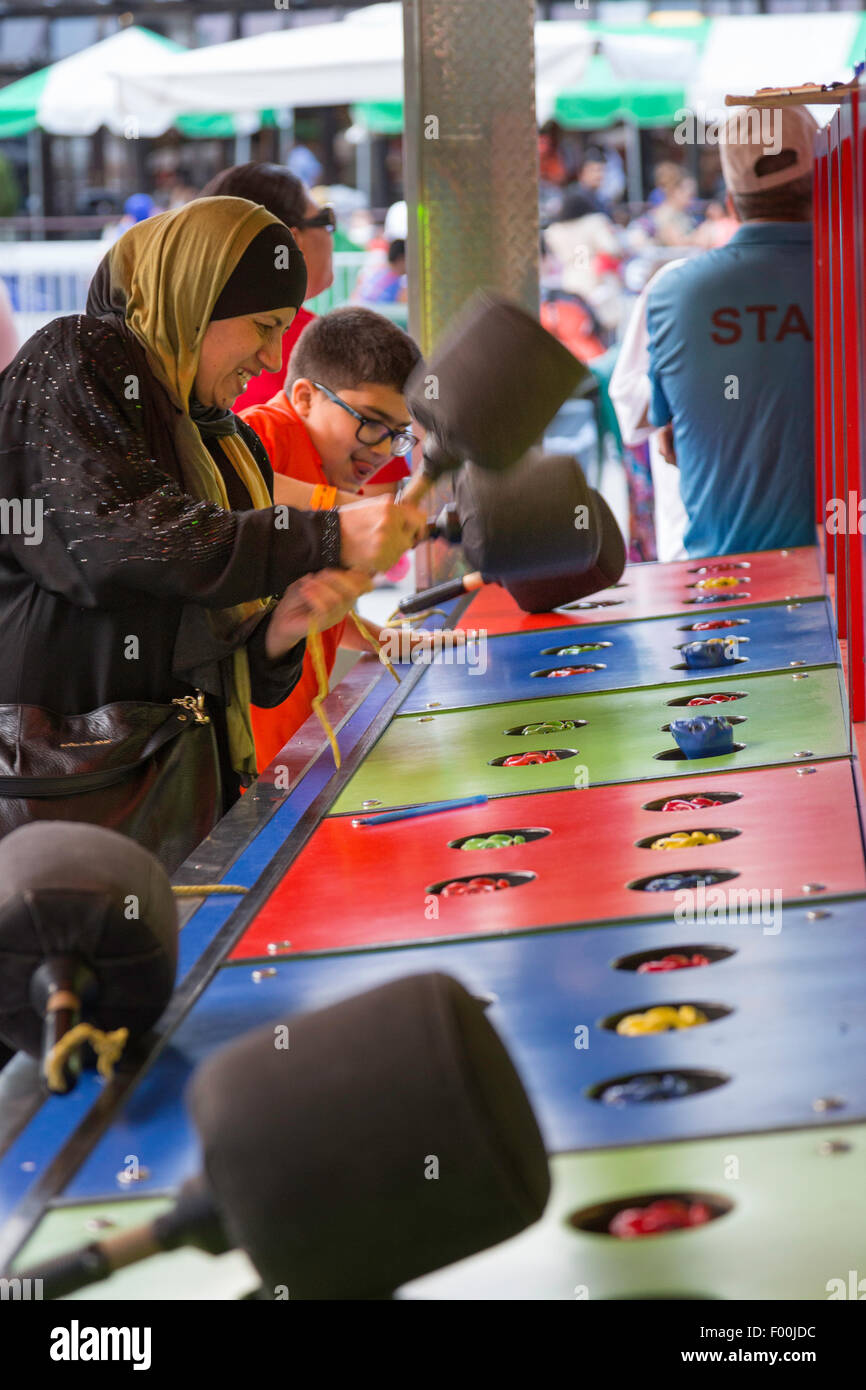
[720,105,818,195]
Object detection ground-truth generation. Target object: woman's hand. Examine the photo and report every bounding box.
[265,569,372,661]
[338,495,427,574]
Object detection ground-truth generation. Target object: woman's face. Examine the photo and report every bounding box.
[290,200,334,301]
[195,308,297,409]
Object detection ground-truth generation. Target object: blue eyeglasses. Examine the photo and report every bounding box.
[313,382,418,457]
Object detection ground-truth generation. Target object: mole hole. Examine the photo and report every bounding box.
[666,691,748,706]
[674,636,750,650]
[670,659,749,670]
[489,748,579,766]
[600,1001,733,1033]
[558,599,625,611]
[612,944,736,971]
[567,1191,733,1237]
[677,618,750,632]
[654,744,746,761]
[530,664,607,678]
[642,791,742,811]
[588,1068,730,1105]
[684,595,750,604]
[448,827,551,850]
[689,563,750,572]
[627,869,740,892]
[539,642,613,656]
[635,827,742,849]
[427,871,536,896]
[503,719,587,736]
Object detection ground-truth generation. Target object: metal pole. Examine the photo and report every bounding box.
[402,0,540,587]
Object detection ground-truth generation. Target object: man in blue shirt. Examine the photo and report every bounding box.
[647,106,817,557]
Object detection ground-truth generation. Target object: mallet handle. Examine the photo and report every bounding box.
[398,571,484,615]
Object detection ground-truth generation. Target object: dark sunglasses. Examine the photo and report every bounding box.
[297,205,337,232]
[313,383,418,457]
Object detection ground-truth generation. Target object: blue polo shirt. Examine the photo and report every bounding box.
[647,223,815,558]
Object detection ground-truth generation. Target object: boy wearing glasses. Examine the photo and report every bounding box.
[240,306,428,772]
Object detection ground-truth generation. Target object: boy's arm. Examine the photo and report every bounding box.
[272,474,358,510]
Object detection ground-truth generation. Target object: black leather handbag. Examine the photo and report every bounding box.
[0,694,222,875]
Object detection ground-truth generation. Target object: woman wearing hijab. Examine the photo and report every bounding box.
[0,196,422,867]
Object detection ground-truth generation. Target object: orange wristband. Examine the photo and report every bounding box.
[310,484,337,511]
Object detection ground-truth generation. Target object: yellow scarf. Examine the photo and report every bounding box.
[103,197,286,779]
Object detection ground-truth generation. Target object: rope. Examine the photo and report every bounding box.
[308,622,342,769]
[171,884,248,897]
[44,1023,129,1093]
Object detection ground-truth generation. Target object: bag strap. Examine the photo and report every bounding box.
[0,706,199,800]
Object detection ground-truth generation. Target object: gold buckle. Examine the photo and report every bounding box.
[172,692,210,725]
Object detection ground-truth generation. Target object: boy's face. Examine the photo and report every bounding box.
[290,378,413,492]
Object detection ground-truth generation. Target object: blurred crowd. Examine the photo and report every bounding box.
[539,136,739,360]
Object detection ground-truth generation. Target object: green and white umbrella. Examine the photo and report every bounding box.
[0,25,269,140]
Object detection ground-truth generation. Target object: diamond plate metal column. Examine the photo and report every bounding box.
[402,0,540,589]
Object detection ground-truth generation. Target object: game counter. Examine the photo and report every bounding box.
[3,537,866,1301]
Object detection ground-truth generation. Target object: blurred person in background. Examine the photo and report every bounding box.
[353,238,407,306]
[287,142,324,188]
[0,278,17,372]
[565,149,612,216]
[692,200,740,250]
[650,171,698,247]
[543,189,625,339]
[101,193,158,244]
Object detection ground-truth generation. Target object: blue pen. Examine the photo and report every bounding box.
[352,795,488,827]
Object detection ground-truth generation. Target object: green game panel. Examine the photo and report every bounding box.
[404,1125,866,1301]
[15,1126,865,1300]
[331,666,849,814]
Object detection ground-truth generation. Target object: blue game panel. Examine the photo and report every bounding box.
[51,899,866,1203]
[402,600,837,713]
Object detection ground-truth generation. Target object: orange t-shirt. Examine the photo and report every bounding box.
[241,392,348,773]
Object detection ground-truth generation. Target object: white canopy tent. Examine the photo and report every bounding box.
[104,3,593,131]
[687,12,865,120]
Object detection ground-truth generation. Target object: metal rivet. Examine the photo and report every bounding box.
[792,673,810,680]
[418,716,434,722]
[795,766,816,775]
[789,660,805,667]
[812,1096,846,1113]
[806,909,831,921]
[19,1161,35,1173]
[786,603,801,611]
[818,1139,851,1155]
[793,751,814,759]
[802,883,825,894]
[780,550,790,557]
[86,1216,117,1232]
[426,702,442,709]
[266,941,292,954]
[251,969,277,983]
[117,1167,150,1185]
[362,799,382,809]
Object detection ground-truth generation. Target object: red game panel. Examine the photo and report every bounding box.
[456,546,825,637]
[231,758,864,959]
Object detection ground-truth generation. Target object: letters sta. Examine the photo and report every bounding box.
[710,304,811,344]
